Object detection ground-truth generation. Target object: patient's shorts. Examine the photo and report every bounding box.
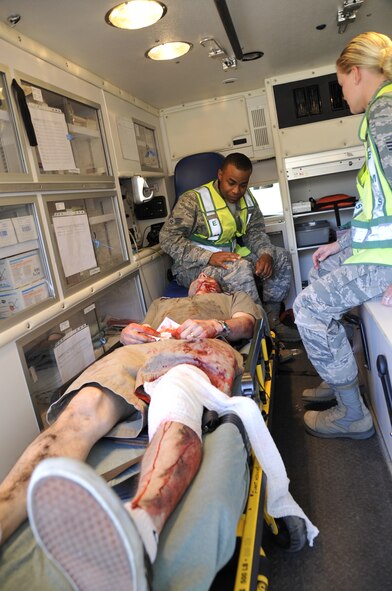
[47,339,243,439]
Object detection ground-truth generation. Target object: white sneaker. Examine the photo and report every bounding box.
[28,458,151,591]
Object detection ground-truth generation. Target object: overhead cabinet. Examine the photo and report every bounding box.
[160,90,274,174]
[14,74,113,182]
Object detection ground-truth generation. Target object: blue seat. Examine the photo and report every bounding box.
[163,151,225,297]
[173,151,225,203]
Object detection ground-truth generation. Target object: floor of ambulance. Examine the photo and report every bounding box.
[212,343,392,591]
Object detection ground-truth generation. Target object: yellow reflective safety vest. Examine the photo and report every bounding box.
[190,181,257,256]
[345,81,392,266]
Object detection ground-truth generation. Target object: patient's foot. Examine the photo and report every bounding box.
[28,458,151,591]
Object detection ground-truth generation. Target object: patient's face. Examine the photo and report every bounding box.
[189,273,222,296]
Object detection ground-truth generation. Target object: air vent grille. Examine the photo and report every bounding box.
[250,107,269,147]
[254,126,269,148]
[251,107,266,129]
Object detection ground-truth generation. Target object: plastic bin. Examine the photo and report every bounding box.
[295,220,330,247]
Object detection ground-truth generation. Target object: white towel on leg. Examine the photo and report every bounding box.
[144,364,319,547]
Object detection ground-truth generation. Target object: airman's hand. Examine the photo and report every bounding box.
[208,251,241,269]
[312,241,341,270]
[382,285,392,307]
[255,254,273,279]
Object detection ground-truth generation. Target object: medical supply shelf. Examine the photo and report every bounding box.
[284,147,364,293]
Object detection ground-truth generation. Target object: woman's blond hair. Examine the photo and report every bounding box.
[336,32,392,78]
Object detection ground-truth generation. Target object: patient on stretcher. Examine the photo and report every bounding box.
[0,272,318,591]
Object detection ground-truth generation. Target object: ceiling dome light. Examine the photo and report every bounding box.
[146,41,192,61]
[105,1,167,30]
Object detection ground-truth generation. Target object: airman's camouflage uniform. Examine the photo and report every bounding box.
[294,88,392,388]
[294,243,392,386]
[159,182,292,305]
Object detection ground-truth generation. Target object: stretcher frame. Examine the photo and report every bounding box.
[233,317,277,591]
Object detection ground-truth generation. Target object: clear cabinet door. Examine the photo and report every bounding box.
[45,191,129,293]
[18,272,146,429]
[0,199,55,324]
[19,79,111,178]
[0,71,26,175]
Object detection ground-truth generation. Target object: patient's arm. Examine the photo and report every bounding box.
[121,313,255,344]
[120,323,160,345]
[177,312,255,341]
[131,421,202,533]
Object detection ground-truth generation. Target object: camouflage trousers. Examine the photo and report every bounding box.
[293,246,392,387]
[173,246,292,305]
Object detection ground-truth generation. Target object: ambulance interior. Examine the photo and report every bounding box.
[0,1,391,589]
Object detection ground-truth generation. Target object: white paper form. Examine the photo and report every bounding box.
[117,118,139,161]
[12,215,38,242]
[53,210,97,277]
[0,218,18,247]
[28,103,76,171]
[54,324,95,385]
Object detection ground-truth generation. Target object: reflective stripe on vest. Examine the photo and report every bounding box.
[190,181,256,251]
[351,82,392,252]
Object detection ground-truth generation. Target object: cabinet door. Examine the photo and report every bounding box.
[0,197,55,327]
[44,190,129,294]
[0,69,30,180]
[17,272,146,430]
[162,95,251,160]
[16,77,113,181]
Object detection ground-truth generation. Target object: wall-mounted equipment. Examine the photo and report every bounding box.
[337,0,364,34]
[273,73,351,129]
[131,176,154,204]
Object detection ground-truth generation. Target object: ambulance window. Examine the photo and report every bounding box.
[249,182,284,218]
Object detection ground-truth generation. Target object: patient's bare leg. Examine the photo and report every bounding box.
[0,386,128,544]
[131,421,202,534]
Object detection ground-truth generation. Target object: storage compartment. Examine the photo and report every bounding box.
[295,220,330,247]
[0,280,49,318]
[0,249,44,289]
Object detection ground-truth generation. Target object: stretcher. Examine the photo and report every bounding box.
[0,314,302,591]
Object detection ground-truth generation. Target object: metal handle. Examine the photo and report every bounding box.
[376,354,392,429]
